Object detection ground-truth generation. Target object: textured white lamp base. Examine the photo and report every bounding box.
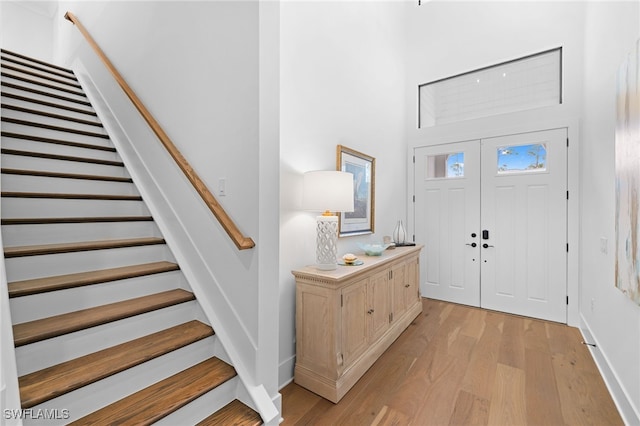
[316,215,339,270]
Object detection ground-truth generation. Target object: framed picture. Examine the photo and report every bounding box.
[337,145,375,236]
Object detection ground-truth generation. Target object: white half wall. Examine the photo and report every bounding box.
[278,1,408,387]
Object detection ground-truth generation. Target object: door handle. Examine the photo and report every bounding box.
[482,243,494,249]
[466,243,477,247]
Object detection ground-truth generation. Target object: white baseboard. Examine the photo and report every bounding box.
[580,315,640,425]
[278,355,296,391]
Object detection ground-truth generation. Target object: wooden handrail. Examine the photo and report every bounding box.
[64,11,255,250]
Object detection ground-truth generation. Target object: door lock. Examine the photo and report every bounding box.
[482,243,494,249]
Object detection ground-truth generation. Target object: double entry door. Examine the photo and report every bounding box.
[414,129,568,323]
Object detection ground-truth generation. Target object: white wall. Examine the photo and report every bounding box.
[278,1,408,386]
[581,2,640,423]
[1,1,57,62]
[405,0,586,146]
[56,0,263,342]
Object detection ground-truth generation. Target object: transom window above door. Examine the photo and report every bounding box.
[419,48,562,128]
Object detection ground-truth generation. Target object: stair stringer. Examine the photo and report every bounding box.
[0,240,22,426]
[68,58,279,423]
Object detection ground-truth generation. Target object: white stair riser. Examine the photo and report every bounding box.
[1,108,108,136]
[10,270,187,323]
[1,136,121,162]
[0,61,78,80]
[2,221,161,246]
[4,244,176,282]
[0,85,95,116]
[0,73,82,98]
[24,337,219,425]
[0,59,77,81]
[1,154,129,178]
[0,96,99,123]
[158,377,239,426]
[1,75,88,104]
[0,122,112,148]
[1,174,139,196]
[2,198,149,218]
[15,302,204,375]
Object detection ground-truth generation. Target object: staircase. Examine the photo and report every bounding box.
[0,48,263,425]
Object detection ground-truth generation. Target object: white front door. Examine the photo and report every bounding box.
[480,129,567,323]
[414,140,481,307]
[414,129,568,322]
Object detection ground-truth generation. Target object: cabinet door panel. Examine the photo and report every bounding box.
[405,256,420,308]
[341,278,368,367]
[368,270,390,342]
[391,262,407,321]
[297,286,333,376]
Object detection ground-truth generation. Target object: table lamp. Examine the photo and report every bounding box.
[302,171,354,270]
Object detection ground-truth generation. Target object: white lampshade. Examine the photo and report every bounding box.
[302,171,354,213]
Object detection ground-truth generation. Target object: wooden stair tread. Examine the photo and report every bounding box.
[0,118,109,139]
[13,288,195,347]
[70,357,236,425]
[1,216,153,225]
[4,236,165,258]
[1,104,103,127]
[18,320,213,408]
[1,191,140,200]
[196,400,263,426]
[8,261,180,298]
[2,56,81,87]
[0,63,82,89]
[1,168,133,182]
[1,49,76,76]
[1,131,115,151]
[0,81,91,106]
[0,93,97,116]
[1,147,120,166]
[1,71,86,97]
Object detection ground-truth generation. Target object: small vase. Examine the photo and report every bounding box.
[393,220,406,245]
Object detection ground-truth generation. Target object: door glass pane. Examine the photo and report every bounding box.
[497,143,547,174]
[427,152,464,179]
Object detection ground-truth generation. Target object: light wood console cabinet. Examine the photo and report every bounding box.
[292,245,423,403]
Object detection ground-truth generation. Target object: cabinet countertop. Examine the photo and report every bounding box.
[292,245,423,283]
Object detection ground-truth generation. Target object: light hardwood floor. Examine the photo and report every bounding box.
[281,298,623,425]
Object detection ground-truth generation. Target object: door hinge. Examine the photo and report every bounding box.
[413,234,416,242]
[567,243,569,252]
[567,138,569,147]
[413,155,416,163]
[341,294,343,307]
[389,312,394,323]
[413,195,415,203]
[566,296,569,305]
[567,191,569,200]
